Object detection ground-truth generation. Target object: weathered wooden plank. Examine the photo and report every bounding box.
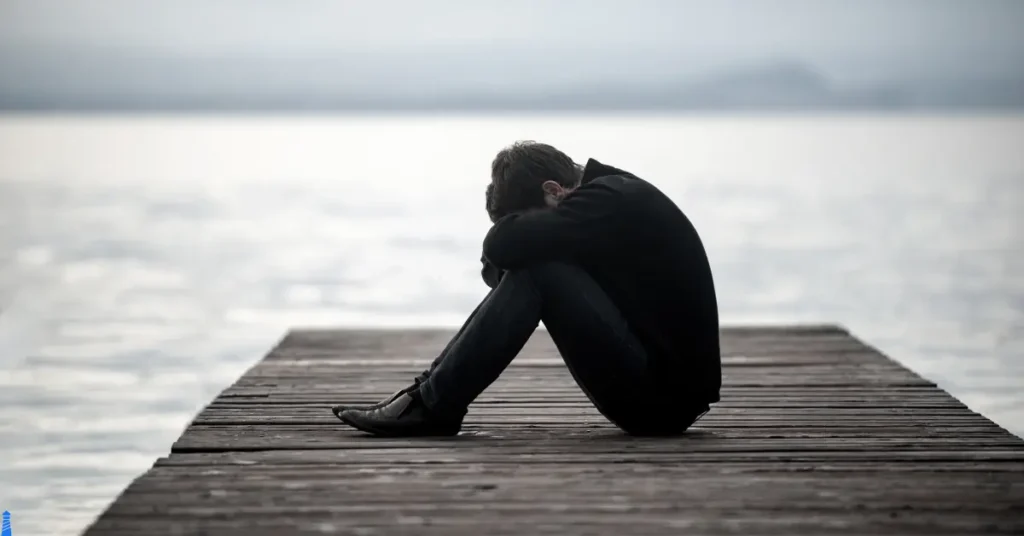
[82,326,1024,536]
[248,354,910,367]
[189,406,1008,430]
[174,423,1016,440]
[115,468,1024,502]
[259,348,891,362]
[232,376,936,388]
[232,362,921,374]
[233,371,930,384]
[198,404,989,416]
[85,512,1024,536]
[220,386,953,394]
[136,461,1024,477]
[218,384,956,394]
[156,449,1024,466]
[193,411,998,426]
[102,491,1023,516]
[212,396,969,409]
[171,431,1023,454]
[255,353,901,365]
[264,329,886,360]
[215,393,963,404]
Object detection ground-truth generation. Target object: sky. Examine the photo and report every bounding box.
[1,0,1023,107]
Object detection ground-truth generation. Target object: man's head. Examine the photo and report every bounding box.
[486,141,582,222]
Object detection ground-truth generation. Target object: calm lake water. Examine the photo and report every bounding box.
[0,114,1022,535]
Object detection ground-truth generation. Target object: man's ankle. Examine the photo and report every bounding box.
[411,385,465,422]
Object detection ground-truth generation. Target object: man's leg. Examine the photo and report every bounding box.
[410,296,488,389]
[331,297,488,416]
[334,269,542,436]
[339,261,691,435]
[415,271,542,419]
[523,262,664,433]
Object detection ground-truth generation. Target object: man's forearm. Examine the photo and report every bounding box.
[481,184,620,270]
[480,256,504,289]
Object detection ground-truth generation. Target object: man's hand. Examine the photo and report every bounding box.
[481,256,504,289]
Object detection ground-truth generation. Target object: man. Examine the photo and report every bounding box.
[333,141,720,437]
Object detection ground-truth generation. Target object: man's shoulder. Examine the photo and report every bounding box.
[582,171,690,232]
[577,159,673,206]
[585,173,661,198]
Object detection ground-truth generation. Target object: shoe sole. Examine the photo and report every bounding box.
[337,412,460,438]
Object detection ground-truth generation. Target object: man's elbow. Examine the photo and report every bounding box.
[482,218,522,269]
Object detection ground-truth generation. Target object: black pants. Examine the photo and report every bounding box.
[417,261,701,435]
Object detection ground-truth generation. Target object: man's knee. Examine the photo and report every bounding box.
[499,261,602,306]
[504,261,584,284]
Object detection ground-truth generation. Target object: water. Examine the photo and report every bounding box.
[0,114,1022,535]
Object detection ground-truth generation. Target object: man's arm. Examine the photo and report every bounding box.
[482,181,624,269]
[481,256,503,289]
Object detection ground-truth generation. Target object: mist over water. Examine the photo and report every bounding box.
[1,114,1022,535]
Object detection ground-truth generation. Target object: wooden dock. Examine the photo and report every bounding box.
[84,326,1024,535]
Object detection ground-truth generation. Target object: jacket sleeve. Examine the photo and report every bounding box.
[480,255,504,289]
[481,182,625,269]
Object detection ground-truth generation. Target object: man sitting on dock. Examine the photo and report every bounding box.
[333,141,721,437]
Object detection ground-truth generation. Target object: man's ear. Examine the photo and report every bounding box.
[541,180,563,197]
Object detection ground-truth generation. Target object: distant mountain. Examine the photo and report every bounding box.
[504,61,911,110]
[0,54,1020,111]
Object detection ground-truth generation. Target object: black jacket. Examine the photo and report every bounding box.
[481,158,721,405]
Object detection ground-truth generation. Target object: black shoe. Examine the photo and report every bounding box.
[330,379,424,417]
[330,388,406,418]
[337,391,462,437]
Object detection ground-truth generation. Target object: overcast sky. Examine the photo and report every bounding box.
[1,0,1023,104]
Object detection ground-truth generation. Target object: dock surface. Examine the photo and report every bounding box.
[85,326,1024,535]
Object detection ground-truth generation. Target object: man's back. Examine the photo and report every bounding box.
[572,163,720,406]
